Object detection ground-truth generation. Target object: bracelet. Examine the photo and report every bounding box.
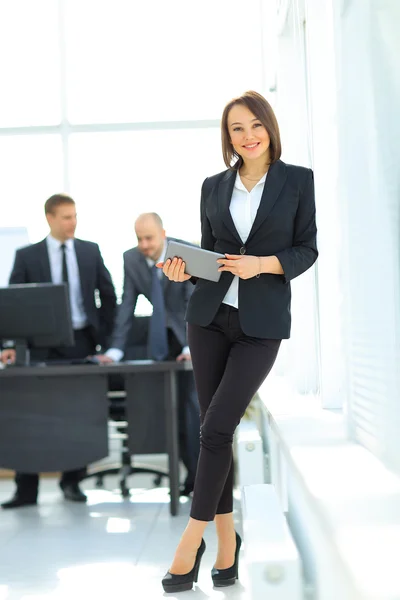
[256,257,261,278]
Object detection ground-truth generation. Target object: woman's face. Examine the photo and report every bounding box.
[227,104,270,164]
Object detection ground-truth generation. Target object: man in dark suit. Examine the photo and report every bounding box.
[97,212,200,496]
[1,193,117,509]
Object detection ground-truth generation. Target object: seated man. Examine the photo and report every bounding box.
[97,212,200,496]
[0,193,116,509]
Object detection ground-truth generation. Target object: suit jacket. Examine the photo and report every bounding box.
[111,238,193,352]
[9,238,117,348]
[186,159,318,339]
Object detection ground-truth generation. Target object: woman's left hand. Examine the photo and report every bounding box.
[217,254,260,279]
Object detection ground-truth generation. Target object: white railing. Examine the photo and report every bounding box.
[242,483,303,600]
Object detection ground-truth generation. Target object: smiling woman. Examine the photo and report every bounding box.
[228,106,271,192]
[221,90,282,182]
[160,90,318,593]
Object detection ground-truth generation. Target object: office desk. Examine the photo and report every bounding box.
[0,360,192,515]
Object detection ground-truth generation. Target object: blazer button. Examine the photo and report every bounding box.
[240,246,246,255]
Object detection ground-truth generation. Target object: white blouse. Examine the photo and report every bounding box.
[222,171,267,309]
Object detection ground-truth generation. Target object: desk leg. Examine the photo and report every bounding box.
[164,370,180,516]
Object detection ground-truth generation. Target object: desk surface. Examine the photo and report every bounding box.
[0,359,192,378]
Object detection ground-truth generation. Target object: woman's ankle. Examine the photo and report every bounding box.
[180,518,207,548]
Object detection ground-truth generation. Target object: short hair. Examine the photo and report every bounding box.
[44,193,75,215]
[221,90,282,170]
[136,212,164,228]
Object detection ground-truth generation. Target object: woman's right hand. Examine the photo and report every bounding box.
[156,257,191,282]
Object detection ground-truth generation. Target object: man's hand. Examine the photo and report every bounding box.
[94,354,114,364]
[1,349,16,365]
[176,351,191,362]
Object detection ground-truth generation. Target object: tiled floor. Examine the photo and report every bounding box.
[0,467,248,600]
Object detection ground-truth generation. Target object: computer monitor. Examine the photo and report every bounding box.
[0,283,74,366]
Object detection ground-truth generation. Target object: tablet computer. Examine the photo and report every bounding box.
[164,240,225,282]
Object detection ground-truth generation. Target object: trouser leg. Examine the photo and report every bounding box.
[188,307,281,521]
[60,468,87,484]
[15,472,39,500]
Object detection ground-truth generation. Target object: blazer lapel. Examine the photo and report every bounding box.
[39,239,52,282]
[247,160,287,242]
[218,170,243,245]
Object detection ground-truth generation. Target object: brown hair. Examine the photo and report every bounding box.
[221,90,282,170]
[44,193,75,215]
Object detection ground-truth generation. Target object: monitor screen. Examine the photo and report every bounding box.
[0,283,74,351]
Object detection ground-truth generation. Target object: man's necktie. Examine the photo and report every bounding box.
[148,265,169,361]
[61,243,69,284]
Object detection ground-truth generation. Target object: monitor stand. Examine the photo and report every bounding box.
[14,339,30,367]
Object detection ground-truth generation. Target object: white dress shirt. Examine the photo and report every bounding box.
[46,235,88,330]
[145,240,167,277]
[222,171,267,309]
[106,240,190,361]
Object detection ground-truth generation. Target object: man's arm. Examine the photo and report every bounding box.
[174,279,193,360]
[95,245,117,347]
[104,257,139,360]
[182,279,193,348]
[9,249,28,284]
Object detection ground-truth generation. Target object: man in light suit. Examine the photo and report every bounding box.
[1,193,117,508]
[98,213,200,495]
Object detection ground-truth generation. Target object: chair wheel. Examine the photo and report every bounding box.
[153,475,162,486]
[120,482,130,497]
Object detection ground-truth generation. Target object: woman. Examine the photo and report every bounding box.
[158,90,318,593]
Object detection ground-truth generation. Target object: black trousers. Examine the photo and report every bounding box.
[188,304,281,522]
[15,326,97,499]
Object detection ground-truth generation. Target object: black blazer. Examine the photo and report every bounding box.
[9,238,117,348]
[186,159,318,339]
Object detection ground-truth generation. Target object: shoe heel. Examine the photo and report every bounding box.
[194,538,206,582]
[211,531,242,587]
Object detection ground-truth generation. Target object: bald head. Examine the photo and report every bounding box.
[135,212,166,261]
[135,212,164,229]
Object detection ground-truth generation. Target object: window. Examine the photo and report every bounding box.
[64,0,264,123]
[69,128,224,295]
[0,0,61,127]
[0,135,63,240]
[0,0,284,331]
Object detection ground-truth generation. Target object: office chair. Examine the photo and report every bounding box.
[85,315,169,497]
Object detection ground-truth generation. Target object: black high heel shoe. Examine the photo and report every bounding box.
[211,531,242,587]
[162,538,206,593]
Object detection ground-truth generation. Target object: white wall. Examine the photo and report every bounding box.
[331,0,400,471]
[272,0,320,398]
[305,0,347,409]
[271,0,400,597]
[274,0,347,408]
[0,228,29,286]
